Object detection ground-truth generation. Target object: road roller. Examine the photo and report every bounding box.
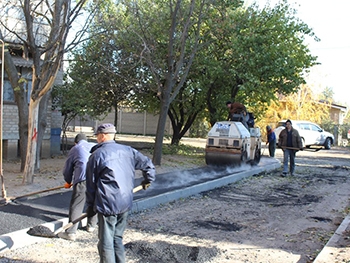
[205,120,262,166]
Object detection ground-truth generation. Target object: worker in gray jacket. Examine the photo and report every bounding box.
[58,133,98,241]
[86,123,156,263]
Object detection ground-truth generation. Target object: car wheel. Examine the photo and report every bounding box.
[324,138,331,150]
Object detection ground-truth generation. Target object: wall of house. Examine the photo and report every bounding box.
[2,102,58,160]
[329,107,346,125]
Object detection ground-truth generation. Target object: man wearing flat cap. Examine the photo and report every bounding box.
[86,123,156,263]
[94,123,117,134]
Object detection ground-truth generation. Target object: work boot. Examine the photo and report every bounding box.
[58,232,76,241]
[86,226,95,233]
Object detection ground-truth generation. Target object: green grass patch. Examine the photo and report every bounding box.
[161,143,204,156]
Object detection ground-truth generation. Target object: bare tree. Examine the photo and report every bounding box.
[0,0,96,184]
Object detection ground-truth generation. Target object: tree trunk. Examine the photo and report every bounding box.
[114,103,118,129]
[169,111,199,145]
[19,113,29,172]
[22,98,40,184]
[153,95,170,165]
[35,92,50,171]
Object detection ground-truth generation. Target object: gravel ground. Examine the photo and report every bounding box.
[1,144,350,262]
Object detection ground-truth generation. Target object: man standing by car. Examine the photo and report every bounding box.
[279,119,303,176]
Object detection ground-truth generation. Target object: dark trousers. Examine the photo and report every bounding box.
[97,211,129,263]
[67,181,97,234]
[268,140,276,157]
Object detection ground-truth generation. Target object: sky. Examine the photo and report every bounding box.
[245,0,350,106]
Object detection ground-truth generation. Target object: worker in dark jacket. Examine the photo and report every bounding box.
[266,125,276,157]
[58,133,97,241]
[278,120,302,176]
[226,101,250,129]
[86,123,156,263]
[228,102,247,117]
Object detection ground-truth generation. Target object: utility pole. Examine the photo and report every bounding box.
[0,39,6,201]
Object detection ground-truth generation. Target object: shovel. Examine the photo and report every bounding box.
[26,183,150,238]
[2,185,66,205]
[281,146,322,152]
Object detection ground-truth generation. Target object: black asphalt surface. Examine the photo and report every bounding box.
[0,163,258,236]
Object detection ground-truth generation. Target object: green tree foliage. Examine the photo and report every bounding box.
[65,39,135,122]
[64,0,318,163]
[58,0,145,129]
[66,0,217,164]
[200,1,318,124]
[147,0,318,140]
[52,73,104,152]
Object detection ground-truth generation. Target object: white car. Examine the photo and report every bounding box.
[274,120,334,149]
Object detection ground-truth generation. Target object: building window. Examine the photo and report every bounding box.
[3,80,15,102]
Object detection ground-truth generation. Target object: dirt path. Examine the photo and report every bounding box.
[1,146,350,263]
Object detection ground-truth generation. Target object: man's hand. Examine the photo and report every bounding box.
[64,182,73,189]
[141,180,151,190]
[86,206,96,218]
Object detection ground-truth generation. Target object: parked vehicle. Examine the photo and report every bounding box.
[274,120,334,149]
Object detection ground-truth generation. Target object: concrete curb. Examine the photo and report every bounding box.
[132,161,281,213]
[0,217,88,253]
[313,212,350,263]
